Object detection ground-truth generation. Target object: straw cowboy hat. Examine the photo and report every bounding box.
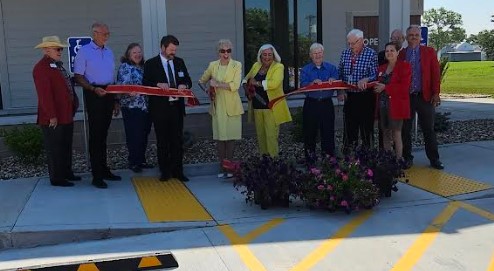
[34,36,68,49]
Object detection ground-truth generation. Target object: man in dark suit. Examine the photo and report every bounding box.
[143,35,192,182]
[399,25,444,170]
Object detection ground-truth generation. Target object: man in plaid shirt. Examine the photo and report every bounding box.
[338,29,378,153]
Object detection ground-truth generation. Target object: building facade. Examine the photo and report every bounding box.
[0,0,423,114]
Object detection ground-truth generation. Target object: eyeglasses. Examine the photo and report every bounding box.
[94,31,111,37]
[348,38,361,46]
[219,49,232,53]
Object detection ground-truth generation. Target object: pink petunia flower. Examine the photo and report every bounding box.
[367,168,374,177]
[327,185,333,191]
[335,168,341,175]
[340,200,348,207]
[317,184,325,190]
[342,174,349,181]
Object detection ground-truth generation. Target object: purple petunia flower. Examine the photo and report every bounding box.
[311,168,322,176]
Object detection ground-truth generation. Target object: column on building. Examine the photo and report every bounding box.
[378,0,410,50]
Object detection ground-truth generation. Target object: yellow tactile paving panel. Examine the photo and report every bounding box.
[402,166,492,197]
[132,177,213,222]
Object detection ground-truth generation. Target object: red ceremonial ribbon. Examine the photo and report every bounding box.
[106,85,200,106]
[267,80,377,109]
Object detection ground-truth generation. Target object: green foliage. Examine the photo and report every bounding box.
[2,125,43,163]
[422,8,466,51]
[244,8,271,72]
[434,112,451,133]
[441,61,494,95]
[233,155,304,209]
[467,30,494,60]
[439,57,449,83]
[290,107,304,143]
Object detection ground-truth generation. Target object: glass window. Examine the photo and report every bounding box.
[244,0,320,91]
[243,0,271,73]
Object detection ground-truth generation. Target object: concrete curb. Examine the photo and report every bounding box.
[1,222,216,250]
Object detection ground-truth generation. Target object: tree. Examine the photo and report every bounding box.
[244,8,271,72]
[422,7,467,51]
[467,30,494,60]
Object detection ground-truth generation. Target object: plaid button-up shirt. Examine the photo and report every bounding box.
[338,46,378,92]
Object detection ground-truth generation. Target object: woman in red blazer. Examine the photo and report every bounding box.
[374,42,411,159]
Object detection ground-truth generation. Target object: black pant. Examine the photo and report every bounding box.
[402,93,440,162]
[41,123,74,184]
[343,91,375,152]
[84,89,115,178]
[121,107,152,167]
[303,97,335,158]
[149,99,184,177]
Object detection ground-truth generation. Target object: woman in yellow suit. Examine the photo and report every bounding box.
[242,44,292,157]
[199,39,244,178]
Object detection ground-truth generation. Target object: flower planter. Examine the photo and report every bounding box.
[254,190,289,209]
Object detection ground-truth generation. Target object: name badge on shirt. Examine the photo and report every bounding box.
[178,71,184,77]
[49,63,57,68]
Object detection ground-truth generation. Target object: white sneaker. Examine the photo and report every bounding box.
[225,173,233,178]
[217,173,225,178]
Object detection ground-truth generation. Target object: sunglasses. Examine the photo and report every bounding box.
[50,48,64,52]
[219,49,232,53]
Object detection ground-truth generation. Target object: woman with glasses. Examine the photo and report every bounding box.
[199,39,244,178]
[116,43,152,173]
[242,44,292,157]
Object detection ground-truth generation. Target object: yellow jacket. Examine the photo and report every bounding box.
[243,61,292,125]
[199,59,244,116]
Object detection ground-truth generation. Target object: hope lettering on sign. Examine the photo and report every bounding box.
[363,38,379,46]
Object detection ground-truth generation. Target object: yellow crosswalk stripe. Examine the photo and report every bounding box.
[218,218,284,271]
[290,211,373,271]
[390,202,459,271]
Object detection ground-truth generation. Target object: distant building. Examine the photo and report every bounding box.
[438,41,484,62]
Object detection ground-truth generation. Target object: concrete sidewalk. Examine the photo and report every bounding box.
[0,141,493,271]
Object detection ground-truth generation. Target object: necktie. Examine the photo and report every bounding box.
[167,60,176,88]
[410,49,418,93]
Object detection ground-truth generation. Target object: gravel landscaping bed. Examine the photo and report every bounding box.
[1,119,494,180]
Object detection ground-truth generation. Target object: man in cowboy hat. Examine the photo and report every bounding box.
[33,35,80,187]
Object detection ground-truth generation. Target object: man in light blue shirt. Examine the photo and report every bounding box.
[74,22,121,189]
[300,43,344,163]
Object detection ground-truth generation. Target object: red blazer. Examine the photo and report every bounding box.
[398,45,440,102]
[378,60,411,120]
[33,56,76,125]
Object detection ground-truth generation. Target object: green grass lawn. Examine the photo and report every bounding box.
[441,61,494,95]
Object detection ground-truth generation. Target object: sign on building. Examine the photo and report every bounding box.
[67,37,92,73]
[420,26,428,46]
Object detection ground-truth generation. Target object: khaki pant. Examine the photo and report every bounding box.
[254,109,280,157]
